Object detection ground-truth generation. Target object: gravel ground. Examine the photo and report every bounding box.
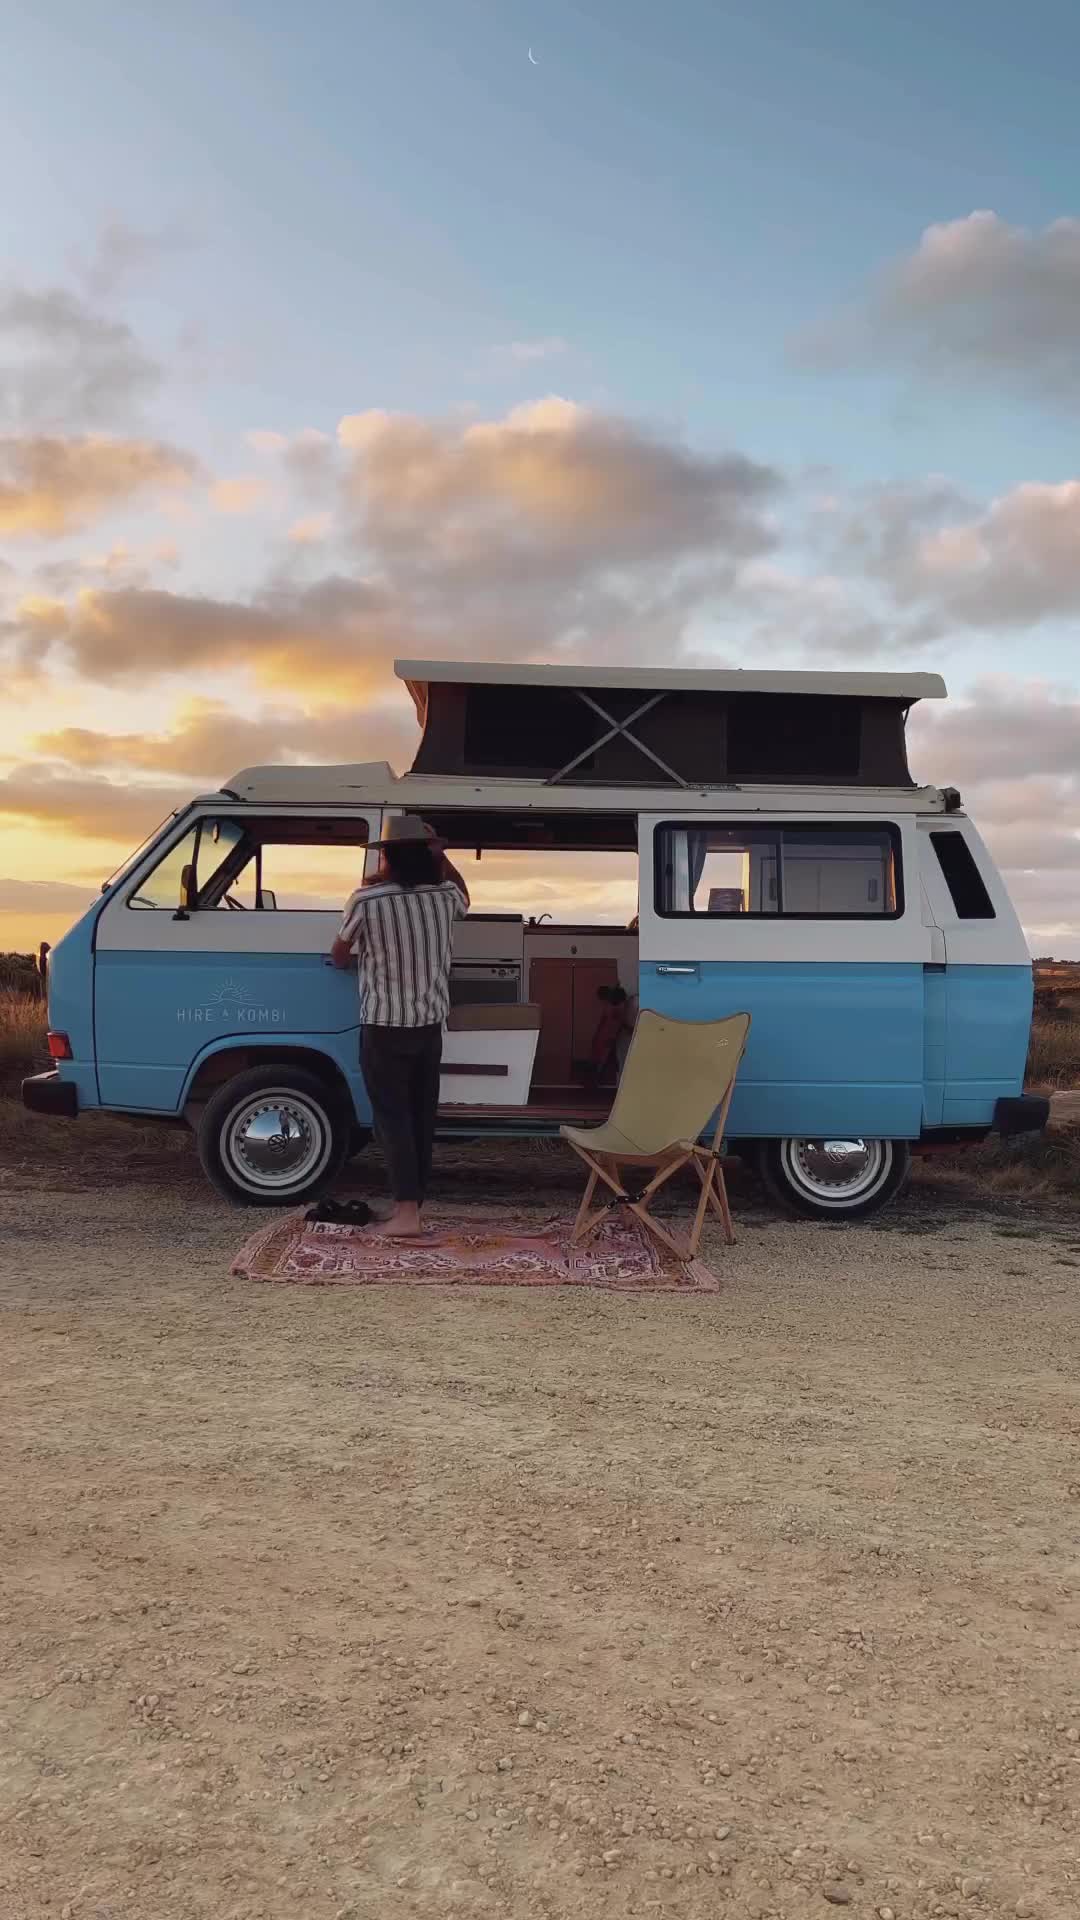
[2,1114,1080,1920]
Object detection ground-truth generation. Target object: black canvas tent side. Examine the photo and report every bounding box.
[397,662,947,790]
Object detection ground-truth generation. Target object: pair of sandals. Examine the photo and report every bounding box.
[305,1197,374,1227]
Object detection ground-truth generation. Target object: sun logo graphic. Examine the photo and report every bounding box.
[206,977,254,1006]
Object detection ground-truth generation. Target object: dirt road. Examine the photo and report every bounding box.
[2,1119,1079,1920]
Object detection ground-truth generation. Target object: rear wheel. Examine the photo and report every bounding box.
[197,1066,349,1206]
[759,1136,911,1221]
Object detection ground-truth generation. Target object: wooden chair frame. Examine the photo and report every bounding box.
[568,1069,740,1259]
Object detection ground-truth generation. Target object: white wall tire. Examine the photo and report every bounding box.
[197,1066,348,1206]
[759,1137,911,1220]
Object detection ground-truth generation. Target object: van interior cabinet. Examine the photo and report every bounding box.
[529,956,620,1088]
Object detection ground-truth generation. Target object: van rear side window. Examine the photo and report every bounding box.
[929,831,995,919]
[655,823,901,917]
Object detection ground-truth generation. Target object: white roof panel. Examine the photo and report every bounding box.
[396,658,947,704]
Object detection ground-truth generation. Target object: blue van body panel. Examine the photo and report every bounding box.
[43,902,105,1107]
[640,958,1032,1138]
[93,949,367,1117]
[940,963,1032,1125]
[641,960,926,1138]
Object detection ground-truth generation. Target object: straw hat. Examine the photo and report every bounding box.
[372,813,444,850]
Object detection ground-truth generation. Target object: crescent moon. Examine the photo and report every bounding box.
[528,47,539,65]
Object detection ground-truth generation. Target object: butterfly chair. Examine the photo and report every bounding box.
[561,1010,751,1260]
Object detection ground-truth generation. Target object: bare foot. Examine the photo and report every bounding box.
[368,1204,425,1238]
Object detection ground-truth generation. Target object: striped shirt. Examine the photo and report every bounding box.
[338,880,467,1028]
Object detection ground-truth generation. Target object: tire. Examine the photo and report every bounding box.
[758,1136,911,1221]
[197,1066,349,1206]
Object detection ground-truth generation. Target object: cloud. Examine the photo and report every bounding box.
[34,695,418,781]
[33,538,181,596]
[495,337,570,365]
[0,876,99,913]
[800,211,1080,404]
[13,399,782,689]
[910,678,1080,790]
[844,477,1080,630]
[75,218,194,301]
[336,399,781,661]
[210,474,269,515]
[288,513,332,544]
[0,286,160,429]
[14,574,401,693]
[0,764,190,841]
[247,429,289,455]
[0,435,199,538]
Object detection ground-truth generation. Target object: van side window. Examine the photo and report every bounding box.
[127,827,199,910]
[655,824,901,918]
[192,818,371,910]
[929,831,995,919]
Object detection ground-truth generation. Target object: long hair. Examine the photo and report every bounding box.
[382,840,441,890]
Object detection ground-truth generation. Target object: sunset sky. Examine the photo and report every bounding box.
[5,0,1080,953]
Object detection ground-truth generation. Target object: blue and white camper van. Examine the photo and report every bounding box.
[24,661,1047,1218]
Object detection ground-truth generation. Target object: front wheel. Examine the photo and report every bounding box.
[758,1136,911,1221]
[197,1066,349,1206]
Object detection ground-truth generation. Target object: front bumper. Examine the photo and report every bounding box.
[993,1093,1050,1138]
[22,1070,79,1119]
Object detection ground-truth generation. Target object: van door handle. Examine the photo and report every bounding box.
[656,963,699,976]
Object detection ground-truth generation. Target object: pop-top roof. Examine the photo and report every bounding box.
[395,659,945,790]
[397,659,947,718]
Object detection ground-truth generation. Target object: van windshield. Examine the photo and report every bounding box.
[102,808,190,895]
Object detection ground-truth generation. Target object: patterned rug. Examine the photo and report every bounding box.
[231,1206,720,1292]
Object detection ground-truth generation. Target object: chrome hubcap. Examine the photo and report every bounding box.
[782,1137,890,1206]
[223,1091,330,1192]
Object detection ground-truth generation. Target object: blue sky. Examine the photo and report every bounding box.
[10,0,1080,487]
[4,0,1080,946]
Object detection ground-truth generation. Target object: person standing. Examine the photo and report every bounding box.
[330,816,469,1236]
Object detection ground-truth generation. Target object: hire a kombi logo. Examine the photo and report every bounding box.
[177,977,288,1025]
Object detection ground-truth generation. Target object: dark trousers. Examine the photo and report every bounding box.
[361,1024,443,1206]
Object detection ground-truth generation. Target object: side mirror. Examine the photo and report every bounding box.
[174,863,195,921]
[258,888,278,911]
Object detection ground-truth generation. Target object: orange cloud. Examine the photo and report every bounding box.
[0,764,189,840]
[14,577,402,694]
[34,695,418,781]
[0,435,199,537]
[288,513,332,544]
[210,474,269,514]
[9,401,781,694]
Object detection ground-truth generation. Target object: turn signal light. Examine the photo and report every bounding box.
[47,1031,73,1060]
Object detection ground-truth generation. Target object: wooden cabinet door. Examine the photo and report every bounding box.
[530,955,622,1088]
[570,959,621,1084]
[530,958,574,1086]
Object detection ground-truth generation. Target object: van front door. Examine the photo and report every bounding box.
[638,812,933,1140]
[93,811,380,1112]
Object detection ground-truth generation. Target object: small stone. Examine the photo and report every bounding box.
[714,1826,731,1841]
[823,1889,853,1908]
[517,1711,534,1728]
[1014,1904,1036,1919]
[497,1756,513,1772]
[232,1659,251,1675]
[602,1848,621,1865]
[878,1909,896,1920]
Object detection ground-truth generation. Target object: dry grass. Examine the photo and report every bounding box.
[0,988,46,1083]
[1026,1013,1080,1090]
[919,1121,1080,1208]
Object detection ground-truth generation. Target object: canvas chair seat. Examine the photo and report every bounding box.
[560,1009,750,1261]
